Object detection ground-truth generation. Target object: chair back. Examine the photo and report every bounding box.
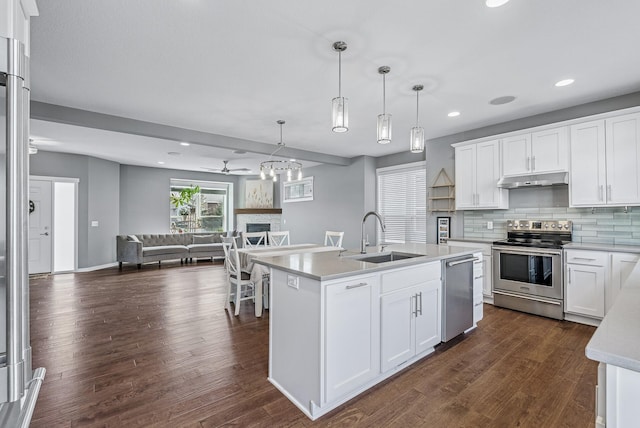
[243,231,266,248]
[268,231,290,246]
[324,231,344,248]
[222,237,241,277]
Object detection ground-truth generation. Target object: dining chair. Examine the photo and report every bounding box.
[222,238,256,316]
[242,231,266,248]
[268,230,290,247]
[324,231,344,248]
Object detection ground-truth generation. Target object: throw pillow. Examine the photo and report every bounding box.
[193,234,215,244]
[127,235,140,242]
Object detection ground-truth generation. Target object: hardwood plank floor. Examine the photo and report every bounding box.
[29,262,597,427]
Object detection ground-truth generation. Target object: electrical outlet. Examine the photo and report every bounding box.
[487,221,493,230]
[287,275,299,289]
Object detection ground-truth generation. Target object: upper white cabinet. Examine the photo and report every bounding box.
[502,127,568,176]
[455,140,508,210]
[570,113,640,207]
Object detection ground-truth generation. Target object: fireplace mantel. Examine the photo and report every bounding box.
[235,208,282,215]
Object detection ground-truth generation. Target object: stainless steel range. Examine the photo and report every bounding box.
[492,219,572,320]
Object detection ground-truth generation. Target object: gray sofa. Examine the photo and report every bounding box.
[116,232,231,269]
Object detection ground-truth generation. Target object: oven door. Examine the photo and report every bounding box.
[492,246,563,300]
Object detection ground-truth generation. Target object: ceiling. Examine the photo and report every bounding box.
[27,0,640,174]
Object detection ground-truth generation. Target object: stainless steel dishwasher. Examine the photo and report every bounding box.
[442,255,477,342]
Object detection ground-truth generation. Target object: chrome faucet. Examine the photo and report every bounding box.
[361,211,386,253]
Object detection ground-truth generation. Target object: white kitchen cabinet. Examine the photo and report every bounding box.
[380,262,441,373]
[325,275,379,403]
[502,127,568,176]
[454,140,508,210]
[565,250,607,319]
[608,252,640,313]
[570,113,640,207]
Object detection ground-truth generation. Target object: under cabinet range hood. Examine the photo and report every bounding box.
[497,172,568,189]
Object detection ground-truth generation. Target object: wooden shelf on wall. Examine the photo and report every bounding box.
[234,208,282,215]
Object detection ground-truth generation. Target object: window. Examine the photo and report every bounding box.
[376,161,427,244]
[170,179,234,233]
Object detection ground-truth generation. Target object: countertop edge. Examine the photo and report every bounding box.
[254,245,480,282]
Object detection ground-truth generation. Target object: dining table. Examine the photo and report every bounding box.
[234,244,340,316]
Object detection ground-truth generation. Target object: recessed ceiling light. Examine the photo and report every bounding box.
[448,111,461,117]
[489,95,516,105]
[157,161,165,165]
[486,0,510,7]
[555,79,575,87]
[179,142,190,146]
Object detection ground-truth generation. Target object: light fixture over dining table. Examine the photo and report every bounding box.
[259,120,302,183]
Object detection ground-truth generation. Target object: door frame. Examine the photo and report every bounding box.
[29,175,79,273]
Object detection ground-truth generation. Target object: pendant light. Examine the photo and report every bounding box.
[377,66,392,144]
[331,41,348,133]
[259,120,302,183]
[410,85,425,153]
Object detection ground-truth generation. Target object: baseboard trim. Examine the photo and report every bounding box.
[75,262,119,273]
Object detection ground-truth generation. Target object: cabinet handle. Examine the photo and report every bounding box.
[607,185,612,202]
[568,267,571,284]
[418,292,423,316]
[532,156,536,171]
[599,185,604,201]
[412,294,417,317]
[572,257,596,262]
[346,282,368,289]
[527,156,531,171]
[474,275,483,280]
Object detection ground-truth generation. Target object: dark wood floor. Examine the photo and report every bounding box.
[29,261,597,427]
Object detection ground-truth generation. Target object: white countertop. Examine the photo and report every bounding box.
[586,260,640,371]
[564,242,640,253]
[254,243,479,281]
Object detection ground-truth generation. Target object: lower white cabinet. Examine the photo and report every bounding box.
[565,250,606,319]
[609,252,640,312]
[325,275,379,403]
[380,263,441,373]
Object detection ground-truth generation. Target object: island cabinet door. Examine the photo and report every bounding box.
[324,275,380,403]
[414,279,442,355]
[380,287,415,373]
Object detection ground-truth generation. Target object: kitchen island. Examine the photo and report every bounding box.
[586,258,640,427]
[255,243,480,420]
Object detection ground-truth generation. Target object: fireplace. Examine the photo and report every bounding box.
[246,223,271,245]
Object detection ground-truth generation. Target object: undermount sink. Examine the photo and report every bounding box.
[349,251,423,264]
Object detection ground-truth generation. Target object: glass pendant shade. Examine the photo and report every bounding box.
[410,126,425,153]
[377,113,392,144]
[332,96,348,132]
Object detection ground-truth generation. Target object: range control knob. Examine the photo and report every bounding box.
[507,222,513,228]
[513,223,518,228]
[544,223,549,228]
[551,224,556,228]
[564,224,570,229]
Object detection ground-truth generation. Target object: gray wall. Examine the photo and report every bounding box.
[281,156,376,250]
[29,151,119,268]
[119,164,240,234]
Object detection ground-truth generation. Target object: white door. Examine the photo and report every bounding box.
[454,145,476,209]
[565,263,605,318]
[414,280,441,354]
[475,140,501,208]
[380,287,415,373]
[29,180,53,274]
[608,252,640,313]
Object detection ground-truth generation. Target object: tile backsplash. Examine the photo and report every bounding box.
[463,207,640,246]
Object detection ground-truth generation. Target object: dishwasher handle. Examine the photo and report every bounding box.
[447,257,479,267]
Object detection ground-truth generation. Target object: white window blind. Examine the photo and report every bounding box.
[377,162,427,244]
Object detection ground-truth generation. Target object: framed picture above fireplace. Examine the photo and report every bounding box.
[245,180,273,208]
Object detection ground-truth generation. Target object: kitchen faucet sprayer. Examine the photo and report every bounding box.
[361,211,386,253]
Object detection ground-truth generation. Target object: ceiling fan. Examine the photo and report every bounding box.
[202,160,251,175]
